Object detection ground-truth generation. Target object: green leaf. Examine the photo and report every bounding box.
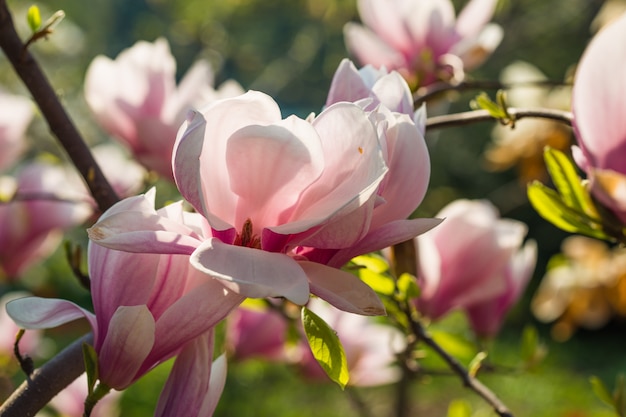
[82,342,99,396]
[352,254,395,296]
[301,307,349,389]
[591,376,616,409]
[543,148,599,218]
[447,399,472,417]
[527,181,609,240]
[396,272,420,300]
[468,351,487,378]
[27,5,41,32]
[470,92,508,119]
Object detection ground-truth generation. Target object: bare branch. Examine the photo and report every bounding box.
[426,107,573,130]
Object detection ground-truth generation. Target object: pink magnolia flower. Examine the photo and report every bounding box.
[300,59,436,268]
[88,91,410,315]
[571,12,626,224]
[0,162,92,278]
[0,92,32,172]
[416,199,535,330]
[7,199,242,412]
[226,305,290,362]
[298,299,405,386]
[84,38,244,179]
[344,0,503,86]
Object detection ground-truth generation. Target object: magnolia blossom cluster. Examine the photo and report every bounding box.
[344,0,503,87]
[7,56,435,415]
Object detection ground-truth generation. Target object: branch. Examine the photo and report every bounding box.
[0,333,93,417]
[426,107,573,130]
[414,79,571,107]
[0,0,118,212]
[410,318,514,417]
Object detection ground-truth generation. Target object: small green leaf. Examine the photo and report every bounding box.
[82,342,99,396]
[301,307,349,389]
[544,148,599,218]
[352,254,395,296]
[470,92,507,119]
[27,5,41,32]
[352,254,390,274]
[468,351,487,378]
[447,399,472,417]
[396,272,420,300]
[591,376,616,409]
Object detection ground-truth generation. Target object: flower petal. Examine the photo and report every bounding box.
[190,238,310,305]
[6,297,97,331]
[302,261,385,316]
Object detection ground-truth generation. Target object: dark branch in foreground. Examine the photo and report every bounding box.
[426,108,573,130]
[0,0,118,212]
[0,333,94,417]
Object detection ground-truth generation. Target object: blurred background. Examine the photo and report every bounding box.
[2,0,626,415]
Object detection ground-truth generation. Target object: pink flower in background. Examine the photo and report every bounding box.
[226,305,290,362]
[89,91,393,315]
[7,197,243,411]
[0,292,41,358]
[0,162,92,278]
[0,92,32,172]
[416,200,535,328]
[344,0,503,86]
[299,299,405,386]
[571,12,626,224]
[48,373,122,417]
[91,143,146,200]
[300,59,437,268]
[84,38,244,179]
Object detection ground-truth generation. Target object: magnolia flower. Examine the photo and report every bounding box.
[89,91,425,315]
[344,0,503,86]
[0,163,92,278]
[0,92,32,172]
[84,38,244,179]
[416,200,535,335]
[571,12,626,224]
[7,210,242,414]
[299,59,436,268]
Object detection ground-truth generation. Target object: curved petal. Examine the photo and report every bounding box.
[190,238,310,305]
[343,23,407,71]
[302,261,385,315]
[572,12,626,172]
[455,0,498,39]
[371,72,414,114]
[6,297,96,331]
[325,59,371,106]
[155,331,214,417]
[357,0,414,53]
[97,305,155,389]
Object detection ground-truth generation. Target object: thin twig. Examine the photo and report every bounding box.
[408,316,514,417]
[0,333,94,417]
[0,0,118,212]
[414,79,571,107]
[426,107,573,130]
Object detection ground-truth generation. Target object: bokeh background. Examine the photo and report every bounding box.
[2,0,626,415]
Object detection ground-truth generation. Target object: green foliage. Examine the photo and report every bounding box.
[82,342,99,396]
[27,5,42,32]
[528,147,611,241]
[591,375,626,417]
[301,307,349,389]
[470,91,511,123]
[520,325,547,370]
[352,254,395,296]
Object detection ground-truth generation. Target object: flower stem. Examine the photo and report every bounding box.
[426,107,572,130]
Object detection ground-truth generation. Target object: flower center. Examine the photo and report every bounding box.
[233,218,261,249]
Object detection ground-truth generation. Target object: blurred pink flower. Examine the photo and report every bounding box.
[571,12,626,224]
[47,373,122,417]
[0,92,32,172]
[7,193,244,396]
[416,200,535,332]
[299,59,438,268]
[84,38,244,180]
[0,292,41,358]
[226,305,290,362]
[298,299,405,386]
[0,163,92,278]
[344,0,503,86]
[89,91,397,315]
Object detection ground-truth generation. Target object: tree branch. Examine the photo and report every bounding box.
[0,0,118,212]
[426,107,573,130]
[0,333,93,417]
[409,317,514,417]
